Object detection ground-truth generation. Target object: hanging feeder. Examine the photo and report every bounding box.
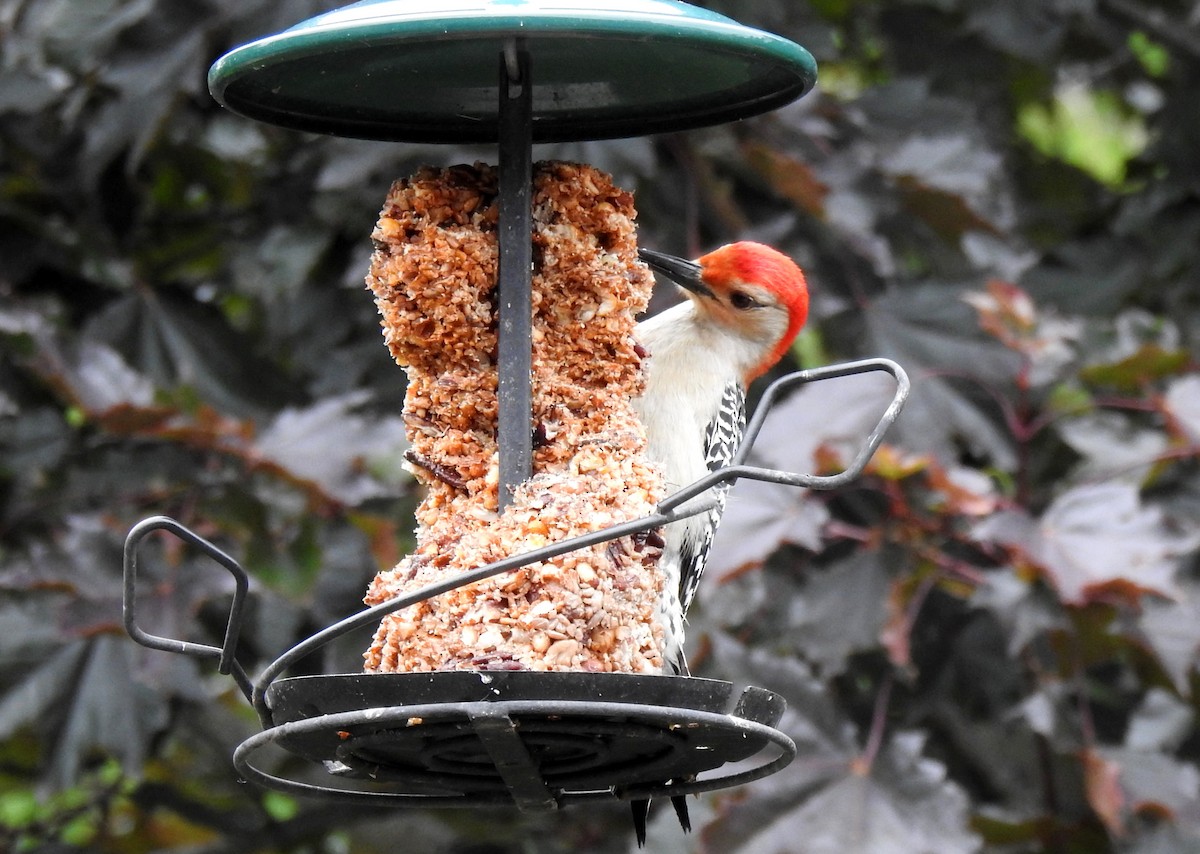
[124,0,909,818]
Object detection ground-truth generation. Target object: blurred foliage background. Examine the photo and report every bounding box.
[2,0,1200,851]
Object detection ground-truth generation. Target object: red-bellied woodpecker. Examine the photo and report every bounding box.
[628,241,810,844]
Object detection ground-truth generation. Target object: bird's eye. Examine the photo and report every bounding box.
[729,291,757,310]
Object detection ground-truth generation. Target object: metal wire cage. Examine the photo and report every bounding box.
[123,358,908,810]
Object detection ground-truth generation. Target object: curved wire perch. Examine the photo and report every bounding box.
[123,516,254,700]
[122,358,909,726]
[660,356,910,513]
[231,699,797,807]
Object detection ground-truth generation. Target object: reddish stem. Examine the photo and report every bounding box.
[860,672,895,773]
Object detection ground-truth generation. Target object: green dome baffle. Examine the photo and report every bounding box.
[207,0,817,143]
[127,0,911,821]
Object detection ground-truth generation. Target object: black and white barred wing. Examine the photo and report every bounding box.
[677,379,746,615]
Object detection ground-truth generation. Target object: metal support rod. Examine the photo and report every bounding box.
[496,40,533,510]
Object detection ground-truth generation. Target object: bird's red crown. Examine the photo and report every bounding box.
[698,241,810,380]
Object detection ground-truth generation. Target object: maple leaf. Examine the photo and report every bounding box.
[962,279,1082,386]
[1097,746,1200,839]
[703,730,981,854]
[255,391,410,505]
[974,484,1191,605]
[1138,583,1200,692]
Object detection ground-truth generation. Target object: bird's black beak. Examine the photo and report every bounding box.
[638,248,714,299]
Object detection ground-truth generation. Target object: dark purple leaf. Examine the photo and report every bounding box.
[64,342,156,412]
[744,369,901,474]
[0,407,72,478]
[707,633,855,754]
[974,484,1190,604]
[85,291,293,418]
[0,637,163,790]
[0,643,89,742]
[255,391,410,505]
[1098,747,1200,831]
[49,637,150,788]
[965,0,1068,62]
[860,285,1021,469]
[961,280,1082,386]
[1022,241,1148,316]
[1123,823,1200,853]
[81,13,207,183]
[783,552,891,675]
[1138,583,1200,692]
[703,730,981,854]
[1056,411,1168,485]
[970,570,1068,655]
[706,480,828,581]
[704,369,897,585]
[1125,689,1194,753]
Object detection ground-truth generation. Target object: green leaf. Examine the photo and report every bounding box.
[1128,32,1170,78]
[0,788,38,828]
[1017,84,1149,187]
[1080,345,1190,392]
[60,812,99,846]
[1046,383,1094,416]
[261,791,299,822]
